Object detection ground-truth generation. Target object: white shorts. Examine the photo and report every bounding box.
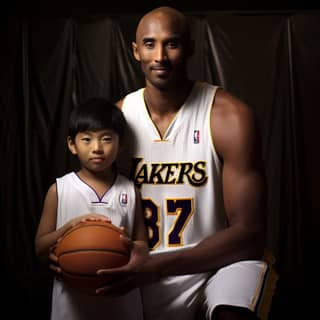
[142,258,278,320]
[51,281,144,320]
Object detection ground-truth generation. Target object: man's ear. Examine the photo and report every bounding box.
[132,42,140,61]
[67,136,77,155]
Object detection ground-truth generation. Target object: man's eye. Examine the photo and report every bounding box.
[144,41,154,49]
[167,41,179,49]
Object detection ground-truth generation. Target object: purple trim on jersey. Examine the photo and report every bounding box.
[74,172,109,203]
[91,201,109,204]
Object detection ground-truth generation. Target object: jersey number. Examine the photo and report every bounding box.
[142,198,194,250]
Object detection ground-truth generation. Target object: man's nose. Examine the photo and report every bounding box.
[154,45,168,63]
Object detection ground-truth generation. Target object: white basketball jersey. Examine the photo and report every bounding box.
[120,81,227,254]
[56,172,135,235]
[51,172,143,320]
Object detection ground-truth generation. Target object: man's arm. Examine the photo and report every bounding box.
[97,88,267,293]
[148,88,266,277]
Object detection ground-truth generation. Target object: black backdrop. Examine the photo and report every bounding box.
[1,4,319,319]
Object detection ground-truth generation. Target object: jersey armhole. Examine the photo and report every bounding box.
[208,86,222,167]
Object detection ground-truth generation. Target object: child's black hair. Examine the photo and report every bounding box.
[68,97,126,142]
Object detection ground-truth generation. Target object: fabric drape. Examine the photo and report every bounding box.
[1,11,318,319]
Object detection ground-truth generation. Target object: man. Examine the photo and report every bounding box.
[97,6,277,320]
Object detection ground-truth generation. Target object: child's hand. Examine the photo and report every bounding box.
[48,243,62,278]
[68,213,111,229]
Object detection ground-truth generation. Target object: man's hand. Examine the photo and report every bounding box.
[96,237,159,296]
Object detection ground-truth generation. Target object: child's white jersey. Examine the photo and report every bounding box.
[55,172,136,235]
[51,172,143,320]
[120,81,227,254]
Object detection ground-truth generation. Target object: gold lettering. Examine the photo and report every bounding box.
[131,158,208,188]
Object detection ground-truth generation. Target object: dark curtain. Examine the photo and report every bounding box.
[1,10,318,319]
[74,16,144,104]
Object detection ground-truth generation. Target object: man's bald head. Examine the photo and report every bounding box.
[135,6,191,47]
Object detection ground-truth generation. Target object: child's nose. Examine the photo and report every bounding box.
[92,140,103,152]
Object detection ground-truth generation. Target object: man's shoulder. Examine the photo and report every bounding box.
[212,88,260,156]
[117,87,144,110]
[213,88,254,119]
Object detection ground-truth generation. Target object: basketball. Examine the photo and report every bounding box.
[55,220,130,295]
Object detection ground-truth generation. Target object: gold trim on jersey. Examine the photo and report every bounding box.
[250,249,279,320]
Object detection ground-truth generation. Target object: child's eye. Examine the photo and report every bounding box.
[102,136,112,142]
[81,137,91,142]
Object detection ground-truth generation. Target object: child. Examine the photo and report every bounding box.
[35,97,148,320]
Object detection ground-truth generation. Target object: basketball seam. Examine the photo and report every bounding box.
[59,249,129,256]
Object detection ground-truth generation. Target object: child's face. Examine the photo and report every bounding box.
[68,129,120,173]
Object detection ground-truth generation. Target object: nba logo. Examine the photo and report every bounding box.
[120,192,128,205]
[193,130,200,144]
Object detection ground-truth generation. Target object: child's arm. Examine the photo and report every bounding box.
[35,183,110,264]
[35,183,61,262]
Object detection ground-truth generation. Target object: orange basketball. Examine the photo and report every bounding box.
[55,220,130,295]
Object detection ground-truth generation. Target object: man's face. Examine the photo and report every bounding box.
[132,12,190,90]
